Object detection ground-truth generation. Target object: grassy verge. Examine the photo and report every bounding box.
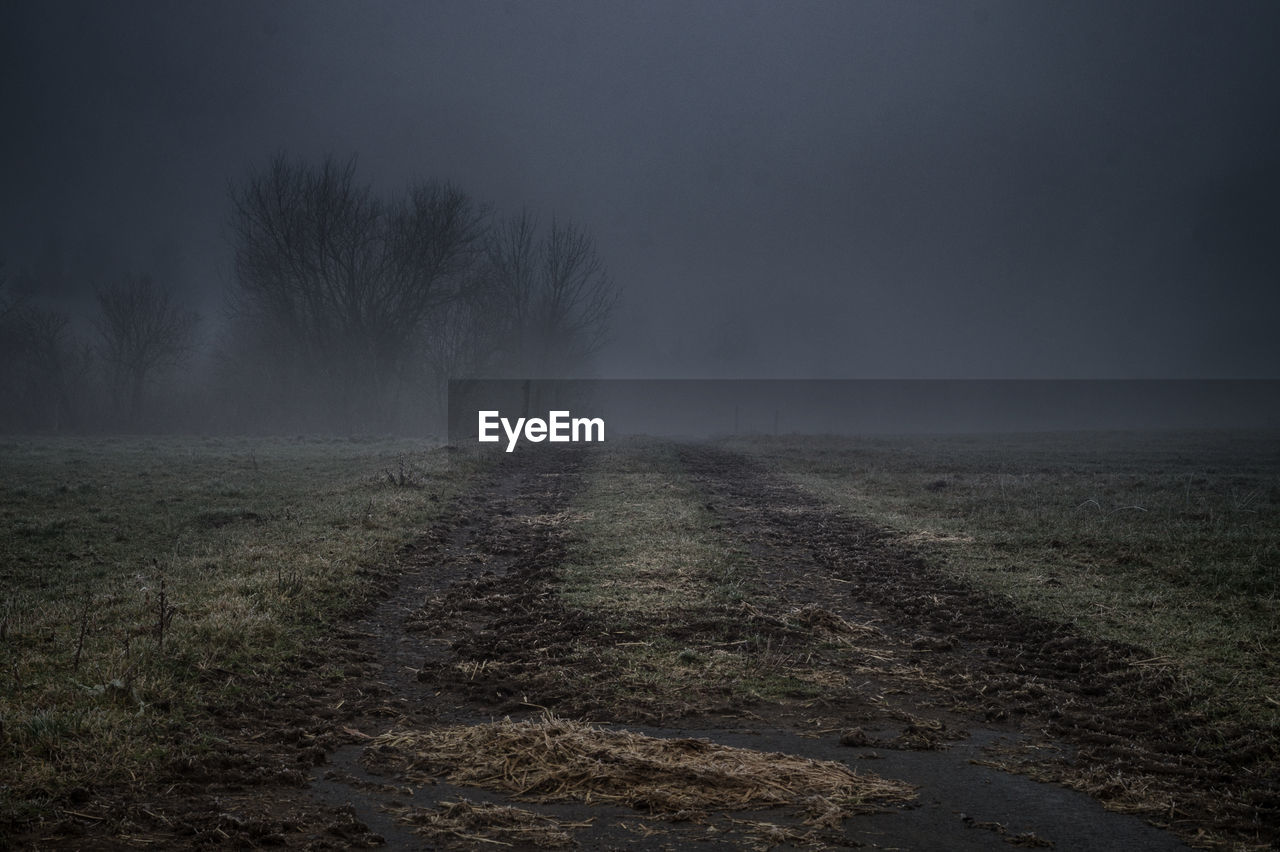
[554,439,841,716]
[734,431,1280,729]
[0,435,470,829]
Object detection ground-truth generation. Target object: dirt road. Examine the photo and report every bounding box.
[48,442,1274,849]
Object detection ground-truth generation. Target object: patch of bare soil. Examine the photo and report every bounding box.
[676,444,1278,849]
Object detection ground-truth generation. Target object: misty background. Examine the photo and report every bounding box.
[2,1,1278,434]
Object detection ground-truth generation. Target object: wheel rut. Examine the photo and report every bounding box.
[677,443,1270,849]
[55,441,1265,849]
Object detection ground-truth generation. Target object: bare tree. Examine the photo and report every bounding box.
[539,218,616,367]
[416,267,505,417]
[484,210,539,371]
[228,153,488,428]
[229,155,381,376]
[485,211,617,376]
[95,275,198,424]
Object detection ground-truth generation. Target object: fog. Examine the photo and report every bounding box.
[2,1,1278,433]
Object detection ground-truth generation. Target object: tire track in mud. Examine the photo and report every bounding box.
[336,441,1208,851]
[338,443,1057,852]
[53,442,1265,849]
[332,441,1200,851]
[310,445,595,847]
[41,447,592,850]
[389,445,592,718]
[398,448,626,720]
[677,443,1276,849]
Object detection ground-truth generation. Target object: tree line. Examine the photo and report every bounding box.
[0,153,617,434]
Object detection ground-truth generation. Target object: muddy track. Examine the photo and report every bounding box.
[404,449,622,721]
[352,443,1196,850]
[331,442,1208,850]
[677,443,1278,847]
[36,441,1272,849]
[34,446,589,849]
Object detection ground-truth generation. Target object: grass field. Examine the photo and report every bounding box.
[0,435,466,827]
[2,430,1276,848]
[735,431,1280,730]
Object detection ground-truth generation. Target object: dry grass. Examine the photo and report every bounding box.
[758,603,882,644]
[733,431,1279,848]
[0,435,470,829]
[558,441,747,622]
[387,799,587,848]
[542,440,933,718]
[371,715,914,824]
[736,431,1280,730]
[552,441,837,711]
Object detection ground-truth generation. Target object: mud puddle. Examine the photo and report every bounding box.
[316,718,1187,851]
[653,725,1187,851]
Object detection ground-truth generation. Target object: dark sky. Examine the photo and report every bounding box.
[3,0,1279,379]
